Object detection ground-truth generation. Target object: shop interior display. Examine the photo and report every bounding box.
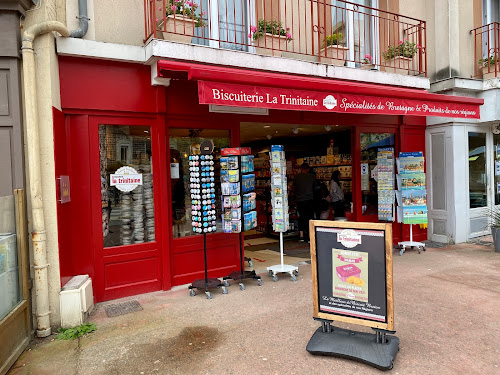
[396,152,428,255]
[220,147,262,289]
[188,147,228,298]
[266,145,298,282]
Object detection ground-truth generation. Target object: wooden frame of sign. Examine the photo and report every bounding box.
[309,220,394,331]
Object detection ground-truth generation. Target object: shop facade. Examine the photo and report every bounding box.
[55,55,482,302]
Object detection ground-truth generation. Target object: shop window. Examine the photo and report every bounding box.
[169,128,230,238]
[0,194,21,321]
[360,132,395,216]
[495,134,500,206]
[468,132,487,209]
[99,125,155,248]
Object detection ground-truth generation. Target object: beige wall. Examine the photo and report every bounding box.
[93,0,145,46]
[22,0,65,328]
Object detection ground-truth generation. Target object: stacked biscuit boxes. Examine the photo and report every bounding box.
[221,148,257,233]
[270,145,289,232]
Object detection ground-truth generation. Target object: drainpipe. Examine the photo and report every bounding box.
[21,21,71,338]
[70,0,89,38]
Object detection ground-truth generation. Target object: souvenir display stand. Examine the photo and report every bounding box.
[266,145,298,282]
[396,152,427,255]
[220,148,262,290]
[187,143,228,298]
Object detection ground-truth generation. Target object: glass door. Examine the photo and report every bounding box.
[358,131,395,220]
[468,131,491,237]
[194,0,252,51]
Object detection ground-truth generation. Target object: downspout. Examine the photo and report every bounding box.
[70,0,89,38]
[21,22,71,338]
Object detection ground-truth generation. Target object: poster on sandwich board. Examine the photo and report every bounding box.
[309,220,394,331]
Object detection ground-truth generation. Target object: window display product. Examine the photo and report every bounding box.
[189,154,217,234]
[220,148,257,233]
[270,145,289,232]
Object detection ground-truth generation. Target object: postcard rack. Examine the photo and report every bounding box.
[220,148,262,290]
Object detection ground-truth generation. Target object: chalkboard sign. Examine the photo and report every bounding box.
[310,220,394,331]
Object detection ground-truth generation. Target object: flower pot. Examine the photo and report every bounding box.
[361,63,376,70]
[480,63,500,79]
[254,34,289,57]
[319,45,348,66]
[384,56,412,75]
[162,15,196,43]
[491,226,500,252]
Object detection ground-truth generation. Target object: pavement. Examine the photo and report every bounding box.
[7,241,500,375]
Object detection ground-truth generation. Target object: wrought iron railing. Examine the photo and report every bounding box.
[145,0,426,76]
[471,22,500,79]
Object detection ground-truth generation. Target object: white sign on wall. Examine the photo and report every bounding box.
[110,166,143,192]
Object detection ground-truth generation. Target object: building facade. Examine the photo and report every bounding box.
[1,3,494,370]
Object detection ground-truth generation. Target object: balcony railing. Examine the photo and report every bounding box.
[471,22,500,79]
[145,0,426,76]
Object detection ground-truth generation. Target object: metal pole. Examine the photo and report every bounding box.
[280,231,284,267]
[204,233,208,290]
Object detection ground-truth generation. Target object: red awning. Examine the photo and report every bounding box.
[157,60,483,119]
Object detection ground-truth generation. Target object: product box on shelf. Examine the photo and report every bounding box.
[241,155,255,173]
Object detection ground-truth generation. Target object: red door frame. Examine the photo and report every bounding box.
[88,115,165,302]
[165,116,241,286]
[352,124,399,223]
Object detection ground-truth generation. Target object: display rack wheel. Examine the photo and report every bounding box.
[223,279,230,287]
[294,270,299,276]
[423,247,426,251]
[399,248,404,256]
[189,289,196,297]
[222,286,228,294]
[257,279,262,286]
[248,260,254,268]
[267,270,273,277]
[273,275,278,282]
[291,274,297,282]
[418,247,421,254]
[239,283,246,291]
[205,291,212,299]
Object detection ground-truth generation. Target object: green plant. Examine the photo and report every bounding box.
[478,54,498,67]
[324,32,343,47]
[56,323,97,340]
[250,20,292,41]
[383,39,420,60]
[165,0,205,28]
[488,207,500,228]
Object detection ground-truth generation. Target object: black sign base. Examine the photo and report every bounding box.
[306,326,399,371]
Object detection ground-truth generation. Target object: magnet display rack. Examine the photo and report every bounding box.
[220,148,262,290]
[188,141,228,299]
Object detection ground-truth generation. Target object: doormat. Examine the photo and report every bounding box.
[104,300,143,318]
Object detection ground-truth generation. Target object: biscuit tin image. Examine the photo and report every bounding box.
[336,264,361,282]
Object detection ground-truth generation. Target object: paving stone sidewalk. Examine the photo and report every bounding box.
[7,242,500,375]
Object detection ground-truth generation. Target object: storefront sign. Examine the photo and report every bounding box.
[310,221,394,330]
[198,81,480,119]
[110,166,143,192]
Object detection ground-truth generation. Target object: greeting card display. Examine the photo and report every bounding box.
[270,145,289,232]
[189,154,217,234]
[220,148,257,233]
[377,148,395,221]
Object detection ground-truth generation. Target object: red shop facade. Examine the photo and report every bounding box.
[55,56,482,302]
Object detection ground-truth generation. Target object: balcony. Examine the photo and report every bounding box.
[144,0,426,76]
[471,22,500,79]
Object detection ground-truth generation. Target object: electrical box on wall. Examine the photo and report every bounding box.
[60,275,94,328]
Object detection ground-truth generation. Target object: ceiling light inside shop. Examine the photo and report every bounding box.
[292,128,299,134]
[266,134,272,140]
[264,125,271,128]
[325,125,332,132]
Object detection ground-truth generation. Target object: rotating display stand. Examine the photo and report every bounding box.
[395,152,428,256]
[187,144,227,299]
[220,148,262,290]
[266,145,298,282]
